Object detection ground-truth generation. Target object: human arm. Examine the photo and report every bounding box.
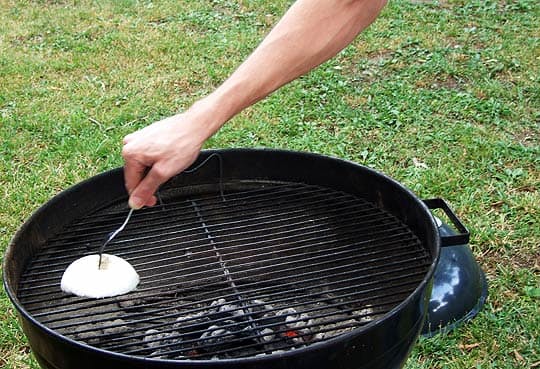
[122,0,387,209]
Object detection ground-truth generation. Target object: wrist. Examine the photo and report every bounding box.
[184,68,261,141]
[182,94,232,142]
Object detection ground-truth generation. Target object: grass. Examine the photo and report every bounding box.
[1,0,538,368]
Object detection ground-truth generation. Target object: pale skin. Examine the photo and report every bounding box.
[122,0,387,209]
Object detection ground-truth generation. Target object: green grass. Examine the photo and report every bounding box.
[1,0,538,368]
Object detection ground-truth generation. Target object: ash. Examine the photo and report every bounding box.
[134,297,379,360]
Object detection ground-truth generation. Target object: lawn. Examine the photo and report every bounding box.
[1,0,538,368]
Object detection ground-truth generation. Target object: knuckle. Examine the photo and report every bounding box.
[122,134,133,145]
[121,144,136,160]
[151,165,170,182]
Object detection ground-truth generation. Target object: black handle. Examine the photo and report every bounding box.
[423,198,470,247]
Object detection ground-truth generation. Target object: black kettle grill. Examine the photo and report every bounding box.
[3,149,487,369]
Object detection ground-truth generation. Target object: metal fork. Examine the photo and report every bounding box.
[98,208,134,268]
[97,153,225,268]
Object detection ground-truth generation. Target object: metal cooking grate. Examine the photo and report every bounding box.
[17,181,431,360]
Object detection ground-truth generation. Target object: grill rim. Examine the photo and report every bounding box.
[3,148,442,367]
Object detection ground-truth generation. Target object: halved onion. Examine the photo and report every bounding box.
[61,254,139,298]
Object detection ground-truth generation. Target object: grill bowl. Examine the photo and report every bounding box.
[4,149,442,369]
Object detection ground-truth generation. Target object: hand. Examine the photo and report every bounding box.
[122,111,209,209]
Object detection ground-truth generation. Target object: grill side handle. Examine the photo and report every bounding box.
[423,198,470,247]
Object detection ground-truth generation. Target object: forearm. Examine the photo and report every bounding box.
[198,0,387,133]
[122,0,386,208]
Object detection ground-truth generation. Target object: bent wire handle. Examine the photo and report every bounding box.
[423,198,470,247]
[183,152,225,201]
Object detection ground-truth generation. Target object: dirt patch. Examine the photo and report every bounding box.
[342,49,394,83]
[510,253,540,271]
[513,128,539,148]
[415,73,464,91]
[435,74,461,90]
[480,247,540,276]
[343,95,369,109]
[408,0,451,7]
[10,33,44,47]
[366,49,394,65]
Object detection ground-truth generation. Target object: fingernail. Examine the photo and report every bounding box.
[129,197,144,210]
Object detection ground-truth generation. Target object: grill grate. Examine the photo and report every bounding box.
[17,181,431,360]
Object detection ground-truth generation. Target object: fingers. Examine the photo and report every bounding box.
[122,139,154,209]
[128,165,169,209]
[123,157,147,198]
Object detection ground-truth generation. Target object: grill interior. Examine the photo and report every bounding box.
[17,181,431,360]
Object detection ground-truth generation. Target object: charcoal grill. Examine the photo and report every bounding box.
[4,149,469,369]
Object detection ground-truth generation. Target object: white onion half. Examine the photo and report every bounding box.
[60,254,139,298]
